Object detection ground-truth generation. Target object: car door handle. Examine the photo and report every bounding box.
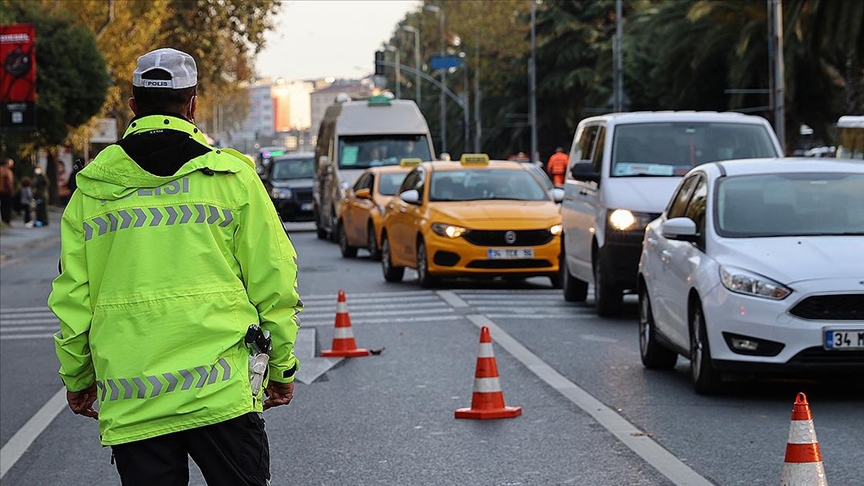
[660,250,672,262]
[399,207,406,213]
[646,237,657,247]
[579,190,589,196]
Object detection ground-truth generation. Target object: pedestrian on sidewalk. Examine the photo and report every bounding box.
[32,166,49,227]
[0,157,15,225]
[49,47,302,486]
[18,176,33,226]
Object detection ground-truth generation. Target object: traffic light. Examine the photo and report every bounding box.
[374,50,385,76]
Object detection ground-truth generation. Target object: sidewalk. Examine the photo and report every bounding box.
[0,206,64,265]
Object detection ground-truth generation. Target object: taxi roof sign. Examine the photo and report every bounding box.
[459,153,490,166]
[399,158,422,167]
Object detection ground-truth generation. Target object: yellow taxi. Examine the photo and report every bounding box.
[337,159,421,259]
[380,154,563,287]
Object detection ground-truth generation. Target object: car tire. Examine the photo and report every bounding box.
[328,210,339,242]
[593,253,622,317]
[638,286,677,369]
[338,222,357,258]
[416,239,437,288]
[561,247,588,302]
[367,222,381,261]
[690,302,723,394]
[381,235,404,283]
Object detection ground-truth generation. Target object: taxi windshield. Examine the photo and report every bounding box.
[379,173,408,196]
[429,169,549,202]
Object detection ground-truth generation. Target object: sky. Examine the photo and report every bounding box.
[255,1,422,81]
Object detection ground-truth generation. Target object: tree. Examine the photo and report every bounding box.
[0,1,109,202]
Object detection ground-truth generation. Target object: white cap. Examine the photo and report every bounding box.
[132,48,197,89]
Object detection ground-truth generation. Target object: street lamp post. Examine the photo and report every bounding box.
[386,45,401,99]
[425,4,446,156]
[400,25,421,106]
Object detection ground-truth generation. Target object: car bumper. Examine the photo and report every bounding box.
[701,283,864,373]
[273,199,315,222]
[599,230,644,290]
[426,233,560,278]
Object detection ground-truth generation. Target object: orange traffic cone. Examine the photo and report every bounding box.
[321,290,370,358]
[455,326,522,420]
[780,392,828,486]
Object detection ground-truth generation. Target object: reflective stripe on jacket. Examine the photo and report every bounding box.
[49,115,302,445]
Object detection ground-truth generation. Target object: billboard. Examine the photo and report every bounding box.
[0,23,37,132]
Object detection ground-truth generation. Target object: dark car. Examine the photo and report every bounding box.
[263,153,316,222]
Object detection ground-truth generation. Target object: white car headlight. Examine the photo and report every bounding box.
[431,223,469,238]
[549,224,562,236]
[608,209,654,231]
[271,188,292,199]
[719,265,791,300]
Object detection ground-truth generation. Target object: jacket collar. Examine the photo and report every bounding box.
[122,115,211,147]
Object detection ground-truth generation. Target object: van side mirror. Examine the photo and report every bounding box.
[399,189,420,204]
[354,188,372,200]
[571,161,599,184]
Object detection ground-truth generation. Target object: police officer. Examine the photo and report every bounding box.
[49,48,301,485]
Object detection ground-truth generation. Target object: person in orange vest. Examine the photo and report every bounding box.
[546,147,569,186]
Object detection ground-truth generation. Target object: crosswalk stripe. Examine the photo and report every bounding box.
[0,333,54,341]
[0,326,58,333]
[0,318,59,326]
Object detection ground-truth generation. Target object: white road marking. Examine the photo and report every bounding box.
[0,387,67,479]
[466,313,713,486]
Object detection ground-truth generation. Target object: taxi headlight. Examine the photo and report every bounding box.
[719,265,791,300]
[549,224,562,236]
[432,223,469,238]
[608,209,653,231]
[271,188,292,199]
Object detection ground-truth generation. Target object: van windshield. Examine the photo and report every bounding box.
[611,122,779,177]
[338,135,431,169]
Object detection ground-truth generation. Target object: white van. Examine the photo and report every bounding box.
[559,111,783,316]
[313,95,435,240]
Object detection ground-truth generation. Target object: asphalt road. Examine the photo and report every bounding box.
[1,221,861,485]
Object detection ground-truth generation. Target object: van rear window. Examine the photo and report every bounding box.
[338,135,431,169]
[611,122,779,177]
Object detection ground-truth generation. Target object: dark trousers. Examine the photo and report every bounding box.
[111,412,270,486]
[0,193,11,224]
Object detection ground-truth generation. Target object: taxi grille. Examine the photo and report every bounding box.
[464,229,553,247]
[789,294,864,321]
[467,259,553,269]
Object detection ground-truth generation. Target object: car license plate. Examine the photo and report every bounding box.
[301,203,313,211]
[487,248,534,259]
[824,329,864,350]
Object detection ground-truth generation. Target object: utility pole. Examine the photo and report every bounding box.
[769,0,786,152]
[529,0,537,164]
[613,0,623,112]
[425,4,447,155]
[400,25,421,105]
[474,36,482,152]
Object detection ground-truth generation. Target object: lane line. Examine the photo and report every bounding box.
[466,314,713,486]
[0,387,67,479]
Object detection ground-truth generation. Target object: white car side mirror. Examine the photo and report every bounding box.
[551,187,565,202]
[661,217,697,240]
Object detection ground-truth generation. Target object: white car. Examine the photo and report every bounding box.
[637,158,864,394]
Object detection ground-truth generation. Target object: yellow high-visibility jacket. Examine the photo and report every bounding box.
[49,115,301,445]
